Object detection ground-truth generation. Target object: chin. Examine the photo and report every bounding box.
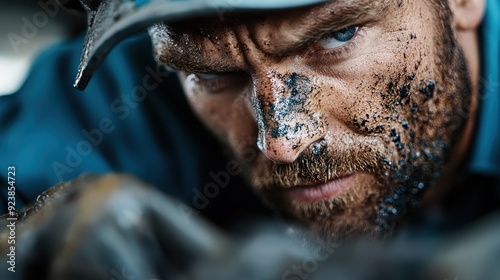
[252,172,403,241]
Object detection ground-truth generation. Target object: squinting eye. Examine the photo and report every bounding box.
[319,26,359,49]
[195,73,223,80]
[188,71,249,93]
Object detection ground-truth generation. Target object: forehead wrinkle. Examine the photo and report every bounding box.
[253,0,389,57]
[152,0,391,71]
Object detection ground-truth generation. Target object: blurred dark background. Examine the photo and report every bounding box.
[0,0,85,95]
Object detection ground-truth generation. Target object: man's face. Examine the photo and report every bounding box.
[149,0,472,239]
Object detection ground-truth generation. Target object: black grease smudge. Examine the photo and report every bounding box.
[400,83,410,98]
[253,72,315,140]
[419,80,435,101]
[286,72,312,105]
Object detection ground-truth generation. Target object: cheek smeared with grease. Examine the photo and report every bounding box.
[252,72,327,153]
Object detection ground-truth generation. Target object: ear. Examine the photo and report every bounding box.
[449,0,486,31]
[449,0,485,92]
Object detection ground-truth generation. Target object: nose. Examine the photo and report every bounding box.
[252,71,328,164]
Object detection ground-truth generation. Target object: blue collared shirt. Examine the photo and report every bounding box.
[468,0,500,177]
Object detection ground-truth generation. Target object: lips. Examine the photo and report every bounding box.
[282,174,355,202]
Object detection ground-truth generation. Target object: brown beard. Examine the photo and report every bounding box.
[249,136,389,240]
[245,66,471,242]
[252,137,386,190]
[240,5,472,241]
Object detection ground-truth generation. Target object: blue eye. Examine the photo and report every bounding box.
[331,26,358,41]
[319,26,359,49]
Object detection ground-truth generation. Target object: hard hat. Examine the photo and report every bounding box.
[62,0,325,90]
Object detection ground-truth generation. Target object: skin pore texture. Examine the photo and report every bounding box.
[148,0,481,240]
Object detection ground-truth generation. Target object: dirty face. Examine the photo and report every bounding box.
[149,0,473,239]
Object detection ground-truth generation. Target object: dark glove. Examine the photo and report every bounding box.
[0,174,233,279]
[1,173,500,280]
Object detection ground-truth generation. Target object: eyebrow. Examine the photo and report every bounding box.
[159,0,388,72]
[273,0,384,56]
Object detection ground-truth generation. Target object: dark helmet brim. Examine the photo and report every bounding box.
[73,0,325,90]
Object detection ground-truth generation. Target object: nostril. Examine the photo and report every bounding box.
[258,138,301,164]
[252,71,327,163]
[256,117,328,164]
[257,134,328,164]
